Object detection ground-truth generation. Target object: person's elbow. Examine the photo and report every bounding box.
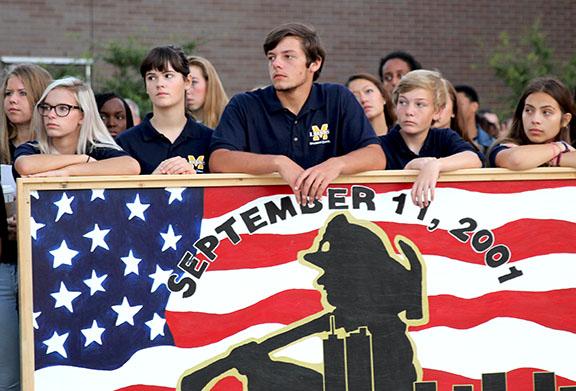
[117,156,141,175]
[469,152,483,168]
[14,156,36,176]
[125,157,141,174]
[208,149,234,173]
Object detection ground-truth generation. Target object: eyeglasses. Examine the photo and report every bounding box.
[37,103,82,117]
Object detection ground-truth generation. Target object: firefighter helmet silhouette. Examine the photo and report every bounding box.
[179,212,428,391]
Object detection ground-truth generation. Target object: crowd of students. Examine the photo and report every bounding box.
[1,22,575,389]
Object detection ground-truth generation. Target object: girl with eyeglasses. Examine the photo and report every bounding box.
[14,77,140,177]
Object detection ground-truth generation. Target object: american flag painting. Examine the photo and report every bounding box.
[21,174,576,391]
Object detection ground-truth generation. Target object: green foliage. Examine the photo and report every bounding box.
[43,64,86,80]
[99,38,197,115]
[489,20,576,114]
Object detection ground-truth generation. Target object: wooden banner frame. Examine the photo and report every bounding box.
[17,167,576,390]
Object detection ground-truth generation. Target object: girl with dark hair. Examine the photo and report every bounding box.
[488,77,575,169]
[116,46,213,175]
[346,73,396,136]
[95,92,134,137]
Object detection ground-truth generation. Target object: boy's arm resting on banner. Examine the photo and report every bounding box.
[294,144,386,204]
[406,151,481,208]
[211,144,385,206]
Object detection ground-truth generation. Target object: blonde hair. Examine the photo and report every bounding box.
[392,69,447,111]
[186,56,229,128]
[0,64,52,163]
[32,77,121,154]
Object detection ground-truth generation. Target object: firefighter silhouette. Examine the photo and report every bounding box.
[179,212,428,390]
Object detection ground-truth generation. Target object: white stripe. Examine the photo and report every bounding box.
[35,318,576,390]
[167,253,576,313]
[166,261,318,313]
[411,317,576,380]
[425,253,576,297]
[199,187,576,237]
[35,323,286,391]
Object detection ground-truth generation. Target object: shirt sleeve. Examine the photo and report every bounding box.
[487,144,510,168]
[378,134,400,170]
[89,145,129,160]
[439,128,485,164]
[338,87,380,154]
[13,142,41,178]
[210,96,248,153]
[13,142,40,161]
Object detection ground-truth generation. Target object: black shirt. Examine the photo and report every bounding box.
[380,125,483,169]
[117,114,212,174]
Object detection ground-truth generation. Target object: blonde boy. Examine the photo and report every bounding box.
[380,70,482,207]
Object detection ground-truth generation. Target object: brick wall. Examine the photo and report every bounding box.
[1,0,575,114]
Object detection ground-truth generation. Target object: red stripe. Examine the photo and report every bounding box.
[203,186,293,219]
[167,289,322,348]
[114,377,245,391]
[115,367,576,391]
[436,179,576,194]
[207,218,576,271]
[116,386,174,391]
[409,289,576,333]
[423,367,576,391]
[211,376,244,390]
[167,289,576,349]
[203,180,575,218]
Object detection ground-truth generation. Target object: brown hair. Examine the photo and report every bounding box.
[140,45,189,79]
[0,64,52,163]
[442,78,468,141]
[263,22,325,81]
[346,73,397,127]
[499,77,574,146]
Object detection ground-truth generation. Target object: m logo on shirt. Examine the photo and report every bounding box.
[309,123,331,145]
[188,155,205,173]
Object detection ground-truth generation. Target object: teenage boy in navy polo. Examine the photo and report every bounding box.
[210,23,385,205]
[380,70,482,208]
[116,46,212,175]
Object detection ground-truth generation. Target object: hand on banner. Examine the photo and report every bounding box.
[294,158,344,206]
[153,157,196,175]
[406,158,440,208]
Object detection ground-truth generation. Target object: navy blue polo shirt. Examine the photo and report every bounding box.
[210,83,379,169]
[13,141,129,177]
[116,114,213,175]
[14,141,128,161]
[380,125,483,169]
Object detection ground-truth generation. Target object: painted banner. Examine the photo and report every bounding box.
[18,171,576,391]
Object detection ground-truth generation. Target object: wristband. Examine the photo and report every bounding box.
[559,141,570,153]
[549,143,561,167]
